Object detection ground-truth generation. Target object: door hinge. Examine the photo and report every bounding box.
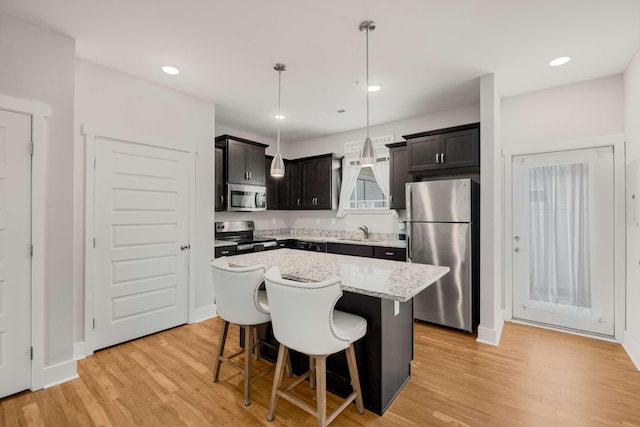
[93,237,96,248]
[93,318,95,329]
[30,243,33,257]
[30,140,34,156]
[30,346,33,360]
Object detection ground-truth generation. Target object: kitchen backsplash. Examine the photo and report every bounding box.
[254,228,398,242]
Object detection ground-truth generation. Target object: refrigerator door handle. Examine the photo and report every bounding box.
[406,184,412,221]
[406,222,412,262]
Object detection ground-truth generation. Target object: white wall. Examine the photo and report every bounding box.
[74,60,216,341]
[215,104,480,234]
[287,104,480,159]
[0,14,75,368]
[502,75,624,148]
[624,49,640,369]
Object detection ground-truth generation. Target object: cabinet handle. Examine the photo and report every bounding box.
[249,172,252,180]
[435,153,440,164]
[385,252,394,256]
[220,195,224,203]
[297,198,301,206]
[220,250,229,255]
[441,153,445,163]
[389,195,393,203]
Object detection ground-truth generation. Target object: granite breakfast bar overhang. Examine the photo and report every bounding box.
[225,248,449,415]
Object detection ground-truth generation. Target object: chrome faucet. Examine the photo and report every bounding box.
[358,225,370,239]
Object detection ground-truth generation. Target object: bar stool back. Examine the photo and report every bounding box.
[264,266,367,427]
[211,257,271,406]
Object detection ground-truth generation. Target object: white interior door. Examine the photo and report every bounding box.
[93,138,190,350]
[512,147,615,336]
[0,110,31,397]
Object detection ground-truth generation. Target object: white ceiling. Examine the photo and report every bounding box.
[1,0,639,142]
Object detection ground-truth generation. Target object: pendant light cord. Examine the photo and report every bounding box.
[366,26,370,139]
[277,68,281,153]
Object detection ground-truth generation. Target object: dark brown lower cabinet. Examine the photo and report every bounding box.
[251,292,413,415]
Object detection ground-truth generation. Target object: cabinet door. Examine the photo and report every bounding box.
[215,147,225,211]
[408,135,440,172]
[389,146,410,209]
[289,161,303,209]
[441,128,479,169]
[372,246,406,261]
[314,157,332,209]
[246,144,266,185]
[227,139,247,184]
[301,159,317,209]
[265,156,279,210]
[326,242,373,257]
[278,161,292,209]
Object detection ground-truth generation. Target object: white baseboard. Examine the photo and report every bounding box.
[43,359,78,388]
[476,318,505,346]
[189,304,217,324]
[73,341,87,360]
[623,330,640,371]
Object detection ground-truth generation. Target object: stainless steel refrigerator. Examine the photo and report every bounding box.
[406,178,480,332]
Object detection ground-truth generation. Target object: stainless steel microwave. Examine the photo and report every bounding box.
[227,183,267,211]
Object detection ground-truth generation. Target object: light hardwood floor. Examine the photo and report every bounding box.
[2,318,640,426]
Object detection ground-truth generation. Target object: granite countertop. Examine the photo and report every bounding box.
[225,248,448,302]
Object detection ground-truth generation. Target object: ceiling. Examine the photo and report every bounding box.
[1,0,639,142]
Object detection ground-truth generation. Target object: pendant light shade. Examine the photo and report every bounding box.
[270,63,286,177]
[359,20,376,167]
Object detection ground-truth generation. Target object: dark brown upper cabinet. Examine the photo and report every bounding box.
[216,135,268,186]
[404,123,480,177]
[386,142,413,210]
[265,155,280,210]
[271,153,341,211]
[214,146,225,211]
[301,154,341,210]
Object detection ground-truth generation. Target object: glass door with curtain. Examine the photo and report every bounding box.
[512,146,615,336]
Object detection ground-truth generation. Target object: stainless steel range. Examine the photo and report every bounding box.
[215,221,277,254]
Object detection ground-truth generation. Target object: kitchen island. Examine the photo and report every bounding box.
[225,248,449,415]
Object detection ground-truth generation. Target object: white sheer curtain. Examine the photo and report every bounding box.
[336,157,361,217]
[529,162,591,308]
[370,158,390,200]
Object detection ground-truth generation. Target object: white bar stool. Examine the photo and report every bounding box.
[211,257,271,406]
[264,266,367,427]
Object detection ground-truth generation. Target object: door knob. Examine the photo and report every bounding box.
[514,247,520,253]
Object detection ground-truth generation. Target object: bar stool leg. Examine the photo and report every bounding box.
[267,344,288,421]
[253,327,261,360]
[243,325,253,406]
[315,356,327,427]
[345,344,364,414]
[309,356,316,389]
[213,320,229,382]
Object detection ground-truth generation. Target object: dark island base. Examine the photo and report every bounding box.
[242,292,414,415]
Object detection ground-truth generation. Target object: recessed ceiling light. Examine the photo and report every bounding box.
[162,65,180,75]
[549,57,570,67]
[368,84,382,92]
[274,114,286,120]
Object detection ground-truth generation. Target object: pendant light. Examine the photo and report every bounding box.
[270,63,286,177]
[359,20,376,167]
